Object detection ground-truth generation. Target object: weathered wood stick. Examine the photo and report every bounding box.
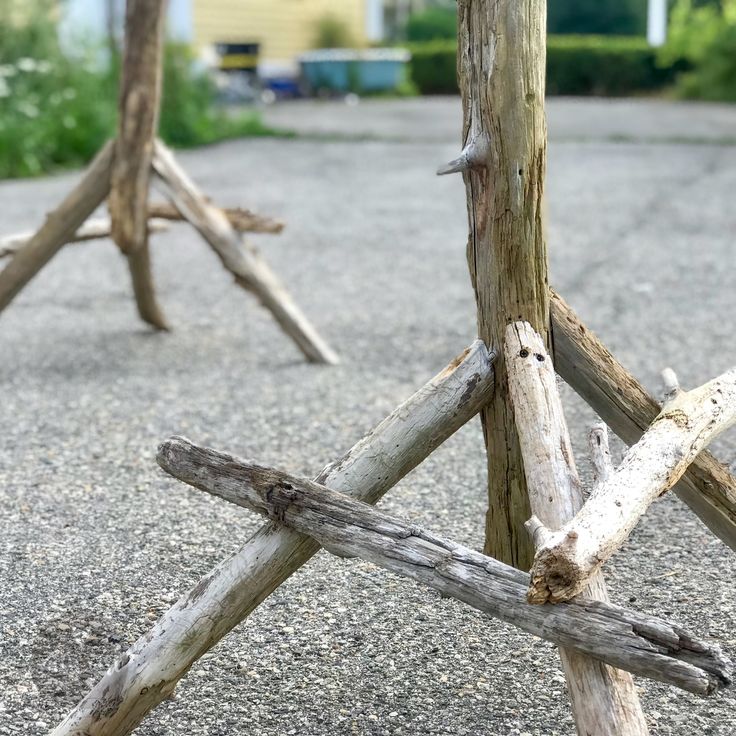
[0,140,114,313]
[147,202,284,234]
[151,139,338,365]
[454,0,551,570]
[550,289,736,552]
[0,218,169,259]
[108,0,168,329]
[50,342,495,736]
[506,322,648,735]
[108,0,164,254]
[157,436,732,697]
[528,363,736,605]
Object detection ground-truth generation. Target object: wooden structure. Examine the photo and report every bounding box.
[48,1,735,734]
[0,0,337,365]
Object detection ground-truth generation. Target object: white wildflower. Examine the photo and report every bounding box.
[17,101,39,118]
[62,88,76,100]
[0,64,16,77]
[17,57,37,72]
[36,60,52,74]
[0,77,9,98]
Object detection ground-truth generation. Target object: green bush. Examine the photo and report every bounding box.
[547,35,678,96]
[548,0,647,36]
[408,36,679,97]
[0,0,279,179]
[406,40,457,95]
[406,7,456,42]
[660,0,736,101]
[311,13,355,49]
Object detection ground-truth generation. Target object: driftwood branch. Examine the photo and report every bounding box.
[506,322,648,735]
[550,289,736,552]
[147,202,283,234]
[51,342,496,736]
[0,140,114,314]
[157,436,732,697]
[151,139,338,365]
[529,364,736,604]
[0,218,169,259]
[458,0,551,569]
[108,0,168,329]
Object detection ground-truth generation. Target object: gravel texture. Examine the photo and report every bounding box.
[1,97,736,735]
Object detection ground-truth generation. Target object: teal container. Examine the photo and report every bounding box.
[299,49,410,93]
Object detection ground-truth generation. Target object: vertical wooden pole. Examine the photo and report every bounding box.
[109,0,169,330]
[453,0,550,568]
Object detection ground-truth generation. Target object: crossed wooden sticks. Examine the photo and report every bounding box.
[0,0,337,365]
[50,320,736,735]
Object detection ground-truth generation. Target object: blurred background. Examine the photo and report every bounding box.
[1,0,735,179]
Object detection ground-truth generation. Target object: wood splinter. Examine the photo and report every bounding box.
[528,364,736,605]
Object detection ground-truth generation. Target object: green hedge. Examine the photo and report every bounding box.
[408,36,679,96]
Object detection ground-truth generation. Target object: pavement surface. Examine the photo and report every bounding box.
[1,97,736,736]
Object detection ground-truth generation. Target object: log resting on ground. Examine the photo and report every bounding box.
[157,436,732,697]
[50,341,495,736]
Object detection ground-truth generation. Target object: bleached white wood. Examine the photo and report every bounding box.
[157,435,732,696]
[0,218,169,259]
[151,139,338,365]
[506,322,648,736]
[50,342,496,736]
[529,363,736,604]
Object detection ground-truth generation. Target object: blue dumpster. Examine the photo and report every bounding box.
[298,48,411,94]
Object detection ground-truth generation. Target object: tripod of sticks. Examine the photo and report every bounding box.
[39,1,736,735]
[0,0,337,365]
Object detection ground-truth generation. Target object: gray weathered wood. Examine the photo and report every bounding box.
[157,436,732,696]
[0,140,114,314]
[50,341,495,736]
[506,322,648,736]
[550,289,736,552]
[456,0,551,569]
[529,359,736,605]
[151,139,338,364]
[108,0,168,329]
[0,218,169,259]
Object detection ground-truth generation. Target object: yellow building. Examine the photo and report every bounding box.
[62,0,425,73]
[193,0,370,67]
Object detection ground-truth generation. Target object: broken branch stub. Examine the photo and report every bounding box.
[157,436,732,697]
[50,342,495,736]
[529,364,736,604]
